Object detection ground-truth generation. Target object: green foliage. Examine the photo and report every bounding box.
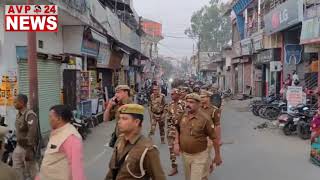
[185,0,231,52]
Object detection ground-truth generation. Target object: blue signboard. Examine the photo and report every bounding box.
[285,44,303,65]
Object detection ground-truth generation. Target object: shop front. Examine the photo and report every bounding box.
[255,49,281,96]
[17,47,62,133]
[300,2,320,91]
[241,38,253,95]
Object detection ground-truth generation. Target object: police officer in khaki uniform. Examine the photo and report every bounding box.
[13,94,39,180]
[0,126,19,180]
[174,93,222,180]
[200,90,222,143]
[164,88,185,176]
[148,86,166,144]
[104,85,133,123]
[105,104,166,180]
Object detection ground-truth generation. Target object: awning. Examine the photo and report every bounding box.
[91,29,109,45]
[232,0,254,15]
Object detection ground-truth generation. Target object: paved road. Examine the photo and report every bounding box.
[84,100,319,180]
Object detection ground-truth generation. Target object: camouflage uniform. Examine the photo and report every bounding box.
[165,100,185,169]
[149,93,166,140]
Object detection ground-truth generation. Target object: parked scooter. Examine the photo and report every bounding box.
[279,104,314,138]
[1,129,16,166]
[71,111,91,140]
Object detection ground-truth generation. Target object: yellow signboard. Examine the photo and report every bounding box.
[0,75,18,106]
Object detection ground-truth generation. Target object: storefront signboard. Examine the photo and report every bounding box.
[285,44,303,64]
[252,34,264,52]
[300,4,320,44]
[257,49,274,64]
[264,0,302,35]
[241,38,252,55]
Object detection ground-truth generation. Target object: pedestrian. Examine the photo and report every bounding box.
[105,104,166,180]
[36,105,86,180]
[292,70,300,86]
[0,125,19,180]
[164,88,185,176]
[13,94,40,180]
[285,74,292,86]
[148,85,166,144]
[174,93,222,180]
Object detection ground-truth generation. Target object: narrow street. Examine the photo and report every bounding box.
[84,100,319,180]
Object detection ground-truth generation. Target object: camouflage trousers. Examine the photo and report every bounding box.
[167,125,177,168]
[149,113,165,138]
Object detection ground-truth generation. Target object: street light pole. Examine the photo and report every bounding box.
[27,0,39,115]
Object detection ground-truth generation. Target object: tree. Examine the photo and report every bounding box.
[185,0,231,52]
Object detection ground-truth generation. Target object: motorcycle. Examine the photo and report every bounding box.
[1,129,16,166]
[71,112,91,140]
[279,104,314,138]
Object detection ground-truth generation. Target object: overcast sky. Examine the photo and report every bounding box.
[134,0,212,59]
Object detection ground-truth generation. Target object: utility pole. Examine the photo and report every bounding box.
[197,35,201,80]
[27,0,39,115]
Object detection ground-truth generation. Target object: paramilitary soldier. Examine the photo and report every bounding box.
[174,93,222,180]
[0,126,19,180]
[164,88,185,176]
[105,104,166,180]
[149,85,166,144]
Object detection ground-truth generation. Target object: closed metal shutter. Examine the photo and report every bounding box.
[18,59,61,133]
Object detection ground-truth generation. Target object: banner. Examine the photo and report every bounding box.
[0,72,18,106]
[286,86,304,112]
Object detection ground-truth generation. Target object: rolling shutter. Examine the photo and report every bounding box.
[18,59,61,133]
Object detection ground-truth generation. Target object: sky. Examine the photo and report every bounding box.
[134,0,212,59]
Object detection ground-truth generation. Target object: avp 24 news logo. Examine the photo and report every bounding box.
[5,5,58,32]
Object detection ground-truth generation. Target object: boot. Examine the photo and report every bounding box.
[168,167,178,176]
[161,137,165,144]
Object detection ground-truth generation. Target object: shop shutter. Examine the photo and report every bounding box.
[18,59,61,133]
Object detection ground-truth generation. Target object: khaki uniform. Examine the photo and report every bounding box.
[177,111,216,180]
[39,123,82,180]
[164,100,185,168]
[13,109,39,180]
[149,93,166,138]
[111,98,133,136]
[0,126,19,180]
[201,105,221,126]
[201,104,221,178]
[105,134,166,180]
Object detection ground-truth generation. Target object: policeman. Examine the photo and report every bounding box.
[13,94,39,180]
[105,104,166,180]
[0,126,19,180]
[164,89,185,176]
[174,93,222,180]
[148,86,166,144]
[104,85,133,123]
[200,90,222,144]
